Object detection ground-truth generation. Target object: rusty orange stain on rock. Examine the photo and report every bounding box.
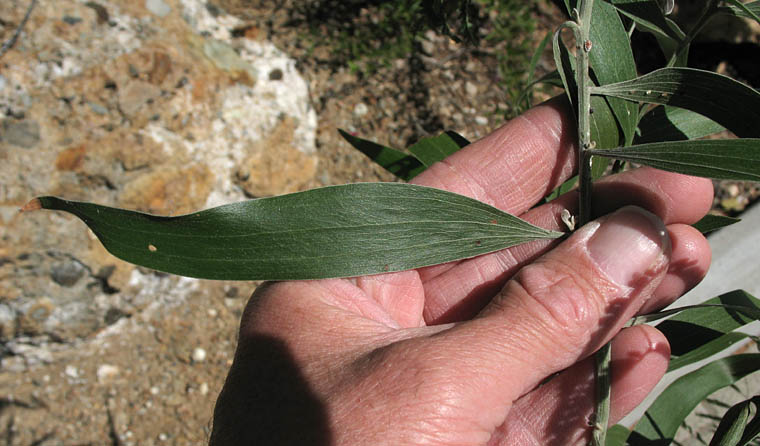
[55,145,87,171]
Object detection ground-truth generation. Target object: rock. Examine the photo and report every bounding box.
[191,347,206,363]
[51,261,86,287]
[235,117,318,197]
[64,365,79,379]
[118,164,214,215]
[1,119,40,148]
[145,0,171,18]
[96,364,120,383]
[201,38,257,86]
[118,80,162,117]
[268,68,283,81]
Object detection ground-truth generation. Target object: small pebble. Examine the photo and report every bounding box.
[199,382,209,395]
[97,364,120,383]
[207,308,218,318]
[192,347,207,363]
[158,433,168,441]
[475,116,488,126]
[353,102,368,117]
[150,386,160,395]
[65,365,78,379]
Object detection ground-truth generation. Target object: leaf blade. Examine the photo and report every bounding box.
[32,183,563,281]
[630,354,760,444]
[635,105,726,144]
[693,214,741,234]
[589,138,760,181]
[593,67,760,138]
[339,129,425,181]
[408,132,469,167]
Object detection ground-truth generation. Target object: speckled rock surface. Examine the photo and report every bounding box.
[0,0,325,443]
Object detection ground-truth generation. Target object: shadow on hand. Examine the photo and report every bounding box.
[209,334,332,446]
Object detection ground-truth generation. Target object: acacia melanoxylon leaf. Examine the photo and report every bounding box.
[552,26,620,154]
[589,138,760,181]
[636,106,725,144]
[628,354,760,444]
[563,0,638,144]
[720,0,760,24]
[708,396,758,446]
[592,67,760,138]
[658,290,760,372]
[338,129,425,181]
[28,183,562,281]
[692,214,741,234]
[608,0,681,41]
[586,0,639,145]
[408,132,469,167]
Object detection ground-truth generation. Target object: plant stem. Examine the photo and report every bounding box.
[574,2,610,445]
[576,0,594,232]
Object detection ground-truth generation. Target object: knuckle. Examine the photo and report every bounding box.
[510,260,602,343]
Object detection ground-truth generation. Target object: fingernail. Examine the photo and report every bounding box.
[588,206,669,288]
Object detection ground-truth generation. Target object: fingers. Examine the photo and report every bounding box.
[421,168,713,324]
[411,97,578,214]
[491,325,670,446]
[414,206,671,418]
[643,224,712,314]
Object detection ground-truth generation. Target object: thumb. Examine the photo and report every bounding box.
[425,206,671,418]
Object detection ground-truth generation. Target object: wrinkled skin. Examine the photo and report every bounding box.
[210,98,713,446]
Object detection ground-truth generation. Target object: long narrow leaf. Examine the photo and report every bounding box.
[339,129,425,181]
[635,106,726,144]
[667,332,750,373]
[656,290,760,371]
[589,138,760,181]
[408,132,468,167]
[608,0,682,41]
[629,354,760,444]
[25,184,563,280]
[720,0,760,24]
[584,0,639,144]
[693,214,741,234]
[709,396,760,446]
[553,25,621,152]
[592,68,760,138]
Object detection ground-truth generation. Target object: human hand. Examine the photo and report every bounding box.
[209,99,713,446]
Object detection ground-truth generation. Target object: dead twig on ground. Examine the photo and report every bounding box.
[0,0,38,60]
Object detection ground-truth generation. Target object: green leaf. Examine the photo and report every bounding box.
[552,26,621,151]
[587,0,639,145]
[553,25,579,113]
[542,175,579,204]
[667,332,750,373]
[720,0,760,24]
[527,30,553,87]
[444,130,471,149]
[692,214,741,234]
[629,354,760,444]
[635,106,726,144]
[29,184,563,281]
[589,138,760,181]
[606,424,632,446]
[709,396,760,446]
[408,132,468,167]
[338,129,425,181]
[607,0,683,41]
[655,290,760,372]
[592,68,760,138]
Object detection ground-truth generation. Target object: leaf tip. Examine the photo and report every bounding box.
[20,198,42,213]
